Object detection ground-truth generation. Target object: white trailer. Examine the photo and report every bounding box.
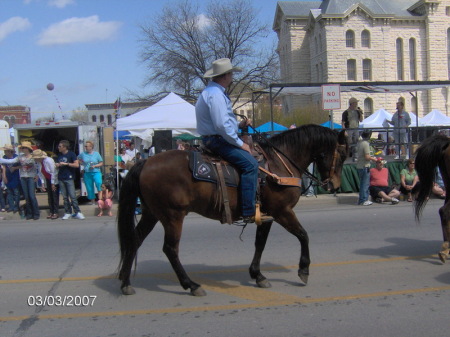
[13,122,114,199]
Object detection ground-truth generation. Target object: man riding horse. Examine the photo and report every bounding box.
[195,58,272,224]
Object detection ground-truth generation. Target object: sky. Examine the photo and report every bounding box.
[0,0,290,121]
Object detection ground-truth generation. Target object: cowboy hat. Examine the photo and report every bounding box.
[203,58,242,78]
[349,97,358,104]
[0,144,15,151]
[19,141,33,151]
[32,149,48,159]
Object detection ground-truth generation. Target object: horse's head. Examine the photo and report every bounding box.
[314,129,348,192]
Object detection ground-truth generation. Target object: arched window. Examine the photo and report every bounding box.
[364,98,373,118]
[347,59,357,80]
[409,38,417,80]
[447,28,450,79]
[361,30,371,48]
[100,114,104,123]
[107,114,112,125]
[396,38,404,80]
[362,59,372,80]
[92,115,97,123]
[346,30,355,48]
[411,96,417,114]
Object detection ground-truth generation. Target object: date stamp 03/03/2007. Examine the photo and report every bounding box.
[27,295,97,307]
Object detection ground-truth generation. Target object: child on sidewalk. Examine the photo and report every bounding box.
[97,183,113,217]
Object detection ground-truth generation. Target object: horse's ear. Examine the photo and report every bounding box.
[338,129,347,145]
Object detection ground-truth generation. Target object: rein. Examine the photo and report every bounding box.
[243,121,338,187]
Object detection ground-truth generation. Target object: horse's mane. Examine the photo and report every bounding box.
[261,124,339,152]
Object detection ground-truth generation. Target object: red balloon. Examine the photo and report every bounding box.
[47,83,54,91]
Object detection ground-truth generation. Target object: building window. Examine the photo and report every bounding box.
[92,115,97,122]
[411,96,417,114]
[448,28,450,79]
[364,98,373,118]
[361,30,370,48]
[409,38,417,80]
[107,114,112,125]
[347,59,357,80]
[346,30,355,48]
[315,37,318,54]
[362,59,372,80]
[396,38,404,80]
[319,34,322,52]
[100,115,104,123]
[446,6,450,16]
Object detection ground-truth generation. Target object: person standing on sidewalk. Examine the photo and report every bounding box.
[33,149,59,219]
[78,141,103,205]
[1,144,20,213]
[55,140,85,220]
[355,130,377,206]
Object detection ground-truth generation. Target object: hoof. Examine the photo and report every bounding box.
[299,271,309,285]
[191,287,207,297]
[438,252,448,264]
[256,278,272,288]
[121,285,136,295]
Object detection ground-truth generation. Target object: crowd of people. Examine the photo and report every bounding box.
[0,139,140,220]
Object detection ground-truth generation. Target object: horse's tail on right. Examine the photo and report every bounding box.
[415,135,450,220]
[117,159,146,278]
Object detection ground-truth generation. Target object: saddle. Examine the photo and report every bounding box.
[188,138,302,225]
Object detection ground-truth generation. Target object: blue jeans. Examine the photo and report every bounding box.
[358,167,370,204]
[20,177,40,218]
[6,186,20,211]
[83,171,102,200]
[59,179,80,214]
[203,135,258,217]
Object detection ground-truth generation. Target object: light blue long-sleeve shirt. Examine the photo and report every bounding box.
[196,81,243,148]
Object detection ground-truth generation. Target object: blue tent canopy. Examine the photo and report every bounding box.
[247,122,288,134]
[114,130,132,140]
[320,121,342,129]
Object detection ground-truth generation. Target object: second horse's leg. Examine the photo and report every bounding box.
[438,201,450,263]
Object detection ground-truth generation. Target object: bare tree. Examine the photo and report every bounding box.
[137,0,278,104]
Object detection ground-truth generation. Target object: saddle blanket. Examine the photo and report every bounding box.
[189,151,239,187]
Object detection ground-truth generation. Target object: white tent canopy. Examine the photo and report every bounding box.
[116,92,198,142]
[360,109,392,128]
[419,109,450,126]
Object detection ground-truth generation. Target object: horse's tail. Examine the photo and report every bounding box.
[117,159,146,277]
[415,135,449,220]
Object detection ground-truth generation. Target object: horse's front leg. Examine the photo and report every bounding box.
[277,209,310,285]
[162,220,206,297]
[249,221,273,288]
[438,202,450,263]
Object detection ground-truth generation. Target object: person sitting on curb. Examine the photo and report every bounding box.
[369,157,400,204]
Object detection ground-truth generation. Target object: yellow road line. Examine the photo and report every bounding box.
[1,284,450,322]
[0,254,437,285]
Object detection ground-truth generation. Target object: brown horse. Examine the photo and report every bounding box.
[117,124,348,296]
[415,134,450,262]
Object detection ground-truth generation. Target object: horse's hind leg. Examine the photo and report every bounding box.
[438,201,450,263]
[161,218,206,297]
[249,222,273,288]
[120,211,158,295]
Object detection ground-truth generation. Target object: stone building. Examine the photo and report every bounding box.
[273,0,450,122]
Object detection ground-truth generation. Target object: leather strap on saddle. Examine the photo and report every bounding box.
[259,166,302,187]
[213,161,233,224]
